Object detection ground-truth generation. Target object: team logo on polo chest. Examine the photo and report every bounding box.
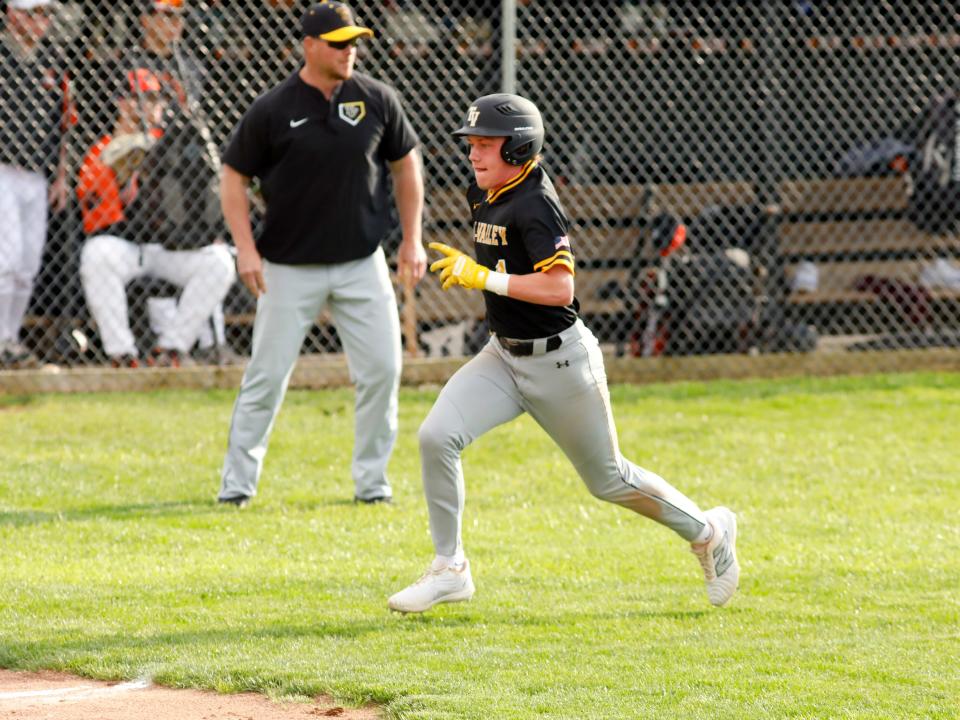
[338,101,366,126]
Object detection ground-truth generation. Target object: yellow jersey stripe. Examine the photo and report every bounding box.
[533,250,574,271]
[487,160,538,204]
[538,257,576,275]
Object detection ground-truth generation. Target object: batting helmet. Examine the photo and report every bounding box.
[452,93,545,166]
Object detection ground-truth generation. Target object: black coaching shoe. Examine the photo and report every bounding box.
[217,495,251,508]
[354,495,392,505]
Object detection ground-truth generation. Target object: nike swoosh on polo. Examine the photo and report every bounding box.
[289,118,309,128]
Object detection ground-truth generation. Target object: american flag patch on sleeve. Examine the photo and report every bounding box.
[554,235,570,249]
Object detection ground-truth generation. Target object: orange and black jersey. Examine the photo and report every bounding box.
[466,162,578,339]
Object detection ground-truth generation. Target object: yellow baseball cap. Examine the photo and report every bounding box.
[301,2,373,42]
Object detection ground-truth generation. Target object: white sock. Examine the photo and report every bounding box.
[693,520,714,544]
[432,550,466,570]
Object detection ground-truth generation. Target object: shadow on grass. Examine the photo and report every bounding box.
[0,493,403,526]
[0,500,220,527]
[0,394,35,410]
[0,617,391,667]
[387,606,714,628]
[0,604,715,669]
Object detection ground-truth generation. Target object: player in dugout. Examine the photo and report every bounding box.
[77,68,235,368]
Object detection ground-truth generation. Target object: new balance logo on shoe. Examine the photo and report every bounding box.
[690,507,740,607]
[713,535,734,577]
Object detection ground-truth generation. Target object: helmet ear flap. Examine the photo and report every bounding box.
[503,141,533,165]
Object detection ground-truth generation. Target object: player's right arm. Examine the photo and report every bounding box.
[221,164,265,297]
[428,243,574,306]
[221,97,271,298]
[499,265,573,306]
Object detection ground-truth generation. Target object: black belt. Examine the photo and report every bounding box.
[497,334,563,357]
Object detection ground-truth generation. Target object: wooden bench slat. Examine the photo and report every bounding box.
[558,184,650,222]
[572,228,642,261]
[576,268,633,316]
[651,181,757,218]
[788,290,877,304]
[427,184,652,225]
[779,176,909,215]
[779,219,960,256]
[786,259,960,304]
[425,227,642,262]
[427,181,758,226]
[788,259,925,284]
[400,275,486,323]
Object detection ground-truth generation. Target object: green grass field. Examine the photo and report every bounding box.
[1,372,958,719]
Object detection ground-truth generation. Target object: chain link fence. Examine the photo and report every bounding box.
[2,0,958,390]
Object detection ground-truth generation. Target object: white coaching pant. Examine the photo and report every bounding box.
[418,319,709,557]
[0,165,48,344]
[220,248,401,502]
[80,235,236,357]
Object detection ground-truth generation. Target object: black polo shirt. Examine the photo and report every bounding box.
[0,33,63,176]
[467,162,579,339]
[224,70,419,264]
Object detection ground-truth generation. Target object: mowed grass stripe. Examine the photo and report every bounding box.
[0,373,957,719]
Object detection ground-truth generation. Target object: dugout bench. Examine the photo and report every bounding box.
[779,175,960,339]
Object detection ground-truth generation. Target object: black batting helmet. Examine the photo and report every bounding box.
[452,93,545,166]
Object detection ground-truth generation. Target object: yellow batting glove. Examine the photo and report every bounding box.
[428,242,490,291]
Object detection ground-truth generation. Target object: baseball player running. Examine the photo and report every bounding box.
[388,94,740,613]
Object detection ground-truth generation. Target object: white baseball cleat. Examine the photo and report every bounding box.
[690,506,740,607]
[388,558,476,613]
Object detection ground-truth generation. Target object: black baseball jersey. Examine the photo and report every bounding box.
[0,33,64,176]
[224,70,419,265]
[467,162,579,338]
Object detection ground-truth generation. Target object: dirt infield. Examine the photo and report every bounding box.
[0,670,380,719]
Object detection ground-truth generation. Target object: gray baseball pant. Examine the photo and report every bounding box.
[0,165,47,344]
[418,319,708,556]
[220,247,401,501]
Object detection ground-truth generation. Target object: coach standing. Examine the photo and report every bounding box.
[217,1,425,507]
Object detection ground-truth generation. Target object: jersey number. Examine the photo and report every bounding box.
[495,259,506,273]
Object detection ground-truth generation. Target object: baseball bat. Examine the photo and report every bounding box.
[402,273,418,357]
[641,218,687,357]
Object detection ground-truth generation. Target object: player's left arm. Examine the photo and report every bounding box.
[390,148,426,282]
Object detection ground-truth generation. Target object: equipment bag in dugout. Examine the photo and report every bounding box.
[126,106,223,250]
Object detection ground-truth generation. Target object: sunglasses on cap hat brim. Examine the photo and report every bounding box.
[325,36,361,49]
